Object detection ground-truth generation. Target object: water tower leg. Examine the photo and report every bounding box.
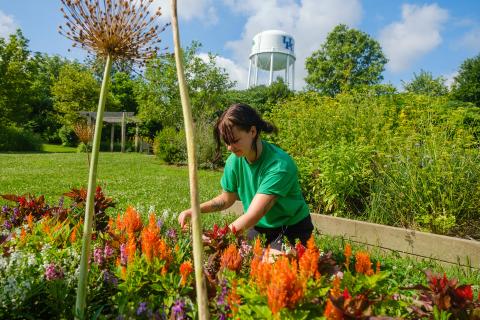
[292,62,295,90]
[269,53,274,85]
[286,55,289,85]
[247,59,252,89]
[254,55,259,87]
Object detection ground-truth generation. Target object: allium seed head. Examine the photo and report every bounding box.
[59,0,168,64]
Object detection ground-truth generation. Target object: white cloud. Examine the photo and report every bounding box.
[0,10,18,39]
[379,4,449,73]
[153,0,217,25]
[197,53,248,89]
[443,71,458,89]
[222,0,363,90]
[459,27,480,52]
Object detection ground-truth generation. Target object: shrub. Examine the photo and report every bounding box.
[0,124,43,152]
[58,124,78,147]
[153,126,187,164]
[153,118,219,167]
[268,90,480,236]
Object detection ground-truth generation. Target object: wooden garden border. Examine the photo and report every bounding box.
[223,201,480,269]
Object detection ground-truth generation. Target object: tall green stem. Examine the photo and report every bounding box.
[171,1,209,319]
[75,55,112,320]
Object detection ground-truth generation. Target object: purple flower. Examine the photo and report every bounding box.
[103,270,118,287]
[1,205,8,214]
[137,302,148,315]
[166,228,177,240]
[45,263,64,281]
[217,279,228,306]
[172,299,185,320]
[3,220,12,230]
[93,247,104,265]
[157,218,164,230]
[120,243,128,266]
[13,207,19,216]
[104,244,114,259]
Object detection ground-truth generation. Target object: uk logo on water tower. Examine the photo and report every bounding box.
[283,36,294,52]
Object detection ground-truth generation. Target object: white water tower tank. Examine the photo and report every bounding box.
[248,30,295,90]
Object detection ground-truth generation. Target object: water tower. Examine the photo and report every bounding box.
[248,30,295,90]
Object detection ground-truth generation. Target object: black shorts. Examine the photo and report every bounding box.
[246,215,314,251]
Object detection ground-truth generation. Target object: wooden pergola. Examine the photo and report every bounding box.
[79,111,148,153]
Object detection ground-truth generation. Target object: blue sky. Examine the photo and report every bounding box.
[1,0,479,90]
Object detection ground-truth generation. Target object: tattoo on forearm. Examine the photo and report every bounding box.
[211,199,225,211]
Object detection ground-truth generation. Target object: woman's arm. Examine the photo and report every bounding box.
[178,191,238,228]
[229,193,277,232]
[200,191,238,213]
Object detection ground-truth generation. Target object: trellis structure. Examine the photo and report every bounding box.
[79,111,149,153]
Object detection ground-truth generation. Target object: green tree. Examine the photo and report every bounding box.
[28,53,70,141]
[451,54,480,106]
[305,24,387,96]
[111,71,138,113]
[51,63,118,126]
[0,30,34,125]
[402,70,448,96]
[226,78,293,115]
[135,41,235,128]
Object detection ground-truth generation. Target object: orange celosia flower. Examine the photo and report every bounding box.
[126,236,137,263]
[266,256,305,314]
[375,261,381,274]
[26,213,34,230]
[220,244,242,272]
[227,280,241,317]
[324,299,343,320]
[141,214,161,263]
[299,235,320,279]
[121,266,127,280]
[355,251,374,276]
[344,243,352,270]
[330,275,342,299]
[20,228,27,241]
[122,206,143,236]
[70,226,77,243]
[179,261,193,286]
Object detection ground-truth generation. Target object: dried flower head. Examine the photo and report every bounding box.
[59,0,168,64]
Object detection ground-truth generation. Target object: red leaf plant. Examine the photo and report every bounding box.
[406,270,480,318]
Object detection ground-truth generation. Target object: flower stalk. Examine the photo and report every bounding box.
[170,0,209,318]
[59,1,166,318]
[75,54,112,319]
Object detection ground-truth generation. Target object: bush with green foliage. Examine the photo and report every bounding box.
[58,125,78,147]
[268,90,480,237]
[153,127,187,164]
[0,124,43,152]
[153,117,219,168]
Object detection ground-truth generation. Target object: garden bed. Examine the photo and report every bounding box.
[1,191,479,319]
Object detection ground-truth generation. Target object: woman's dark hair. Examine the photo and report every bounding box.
[214,103,277,159]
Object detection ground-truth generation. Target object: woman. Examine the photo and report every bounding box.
[178,103,313,250]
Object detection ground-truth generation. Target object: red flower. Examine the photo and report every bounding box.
[455,285,473,301]
[295,242,306,259]
[18,196,26,206]
[342,288,351,300]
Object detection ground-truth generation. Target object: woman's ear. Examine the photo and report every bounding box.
[250,125,257,137]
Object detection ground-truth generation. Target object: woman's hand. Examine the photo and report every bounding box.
[178,209,192,230]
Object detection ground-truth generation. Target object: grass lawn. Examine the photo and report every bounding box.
[0,151,223,214]
[1,150,479,287]
[41,143,77,153]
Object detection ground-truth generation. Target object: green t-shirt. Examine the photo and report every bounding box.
[221,140,309,228]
